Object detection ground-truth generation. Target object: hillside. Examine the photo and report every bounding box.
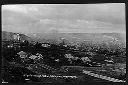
[2,31,32,42]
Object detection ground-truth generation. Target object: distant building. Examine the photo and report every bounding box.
[13,34,21,49]
[13,33,20,41]
[41,43,50,47]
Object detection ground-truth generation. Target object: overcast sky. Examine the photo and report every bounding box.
[2,3,126,34]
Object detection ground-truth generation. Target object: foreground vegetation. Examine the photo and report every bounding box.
[2,40,126,83]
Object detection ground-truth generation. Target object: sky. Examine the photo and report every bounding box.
[2,3,126,34]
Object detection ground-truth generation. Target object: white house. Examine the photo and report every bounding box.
[65,54,74,59]
[42,43,50,47]
[29,55,38,60]
[17,51,27,59]
[36,53,43,59]
[81,57,91,63]
[13,33,20,41]
[104,60,114,63]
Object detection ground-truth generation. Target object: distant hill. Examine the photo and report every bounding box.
[27,32,126,48]
[2,31,32,42]
[2,31,126,49]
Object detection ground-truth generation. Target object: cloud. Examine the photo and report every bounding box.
[2,4,125,24]
[2,5,28,14]
[39,19,57,25]
[2,4,126,33]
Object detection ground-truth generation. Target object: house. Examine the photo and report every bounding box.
[41,43,50,47]
[13,33,20,42]
[17,51,27,59]
[35,53,43,59]
[64,54,75,64]
[55,59,60,62]
[29,55,38,60]
[81,57,91,63]
[104,59,114,63]
[65,54,74,59]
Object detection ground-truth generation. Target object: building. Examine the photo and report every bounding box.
[13,33,20,41]
[17,51,27,59]
[29,55,38,60]
[41,43,51,47]
[81,57,91,63]
[65,54,74,59]
[104,59,114,64]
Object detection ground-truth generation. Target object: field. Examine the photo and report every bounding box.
[61,63,126,81]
